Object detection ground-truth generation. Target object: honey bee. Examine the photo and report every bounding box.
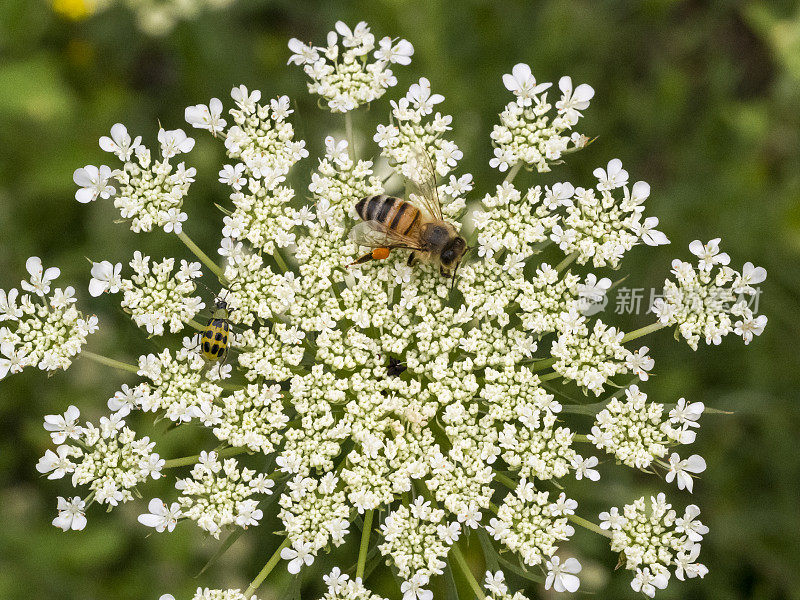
[349,150,468,281]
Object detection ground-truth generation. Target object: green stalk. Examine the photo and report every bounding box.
[273,247,289,274]
[187,319,206,331]
[356,509,374,581]
[531,356,556,372]
[451,543,486,600]
[82,350,139,374]
[177,230,227,282]
[345,111,356,161]
[162,446,249,469]
[555,251,579,273]
[568,514,612,539]
[621,322,665,343]
[494,472,516,490]
[503,162,522,185]
[242,537,291,597]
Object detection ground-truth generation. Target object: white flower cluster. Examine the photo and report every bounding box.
[549,161,669,268]
[27,19,768,600]
[589,386,703,472]
[375,77,464,185]
[551,317,643,395]
[487,480,574,567]
[211,384,288,453]
[654,239,767,349]
[278,473,350,570]
[89,253,204,335]
[322,568,387,600]
[53,0,235,36]
[601,494,708,597]
[137,347,223,422]
[482,365,578,482]
[0,257,96,378]
[175,451,270,539]
[74,123,196,234]
[484,562,582,598]
[202,87,308,255]
[491,63,594,173]
[189,589,258,600]
[288,21,413,112]
[36,407,163,512]
[379,497,460,597]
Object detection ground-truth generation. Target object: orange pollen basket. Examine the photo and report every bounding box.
[372,248,391,260]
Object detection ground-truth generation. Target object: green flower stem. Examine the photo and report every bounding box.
[273,248,289,274]
[573,434,590,442]
[503,162,523,185]
[177,230,227,283]
[450,542,486,600]
[345,111,356,161]
[356,509,374,581]
[82,350,139,374]
[530,356,557,372]
[539,371,560,382]
[555,251,579,273]
[188,319,206,331]
[494,472,517,490]
[162,446,249,469]
[568,514,612,539]
[622,322,665,343]
[243,537,291,598]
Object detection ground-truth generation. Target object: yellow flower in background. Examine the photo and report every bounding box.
[51,0,97,20]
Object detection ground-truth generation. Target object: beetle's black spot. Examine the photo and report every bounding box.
[203,330,212,338]
[223,321,229,332]
[217,346,226,357]
[211,343,219,355]
[212,319,223,328]
[215,332,222,341]
[203,341,211,353]
[223,336,228,345]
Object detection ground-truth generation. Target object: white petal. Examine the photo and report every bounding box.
[138,513,164,528]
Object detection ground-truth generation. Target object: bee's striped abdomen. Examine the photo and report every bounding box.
[356,194,420,235]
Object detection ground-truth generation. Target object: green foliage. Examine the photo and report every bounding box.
[1,1,798,599]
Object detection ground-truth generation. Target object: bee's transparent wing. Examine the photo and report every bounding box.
[349,220,424,251]
[403,146,443,221]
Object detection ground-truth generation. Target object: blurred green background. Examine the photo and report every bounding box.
[1,0,799,599]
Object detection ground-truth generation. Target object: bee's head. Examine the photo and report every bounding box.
[440,236,467,269]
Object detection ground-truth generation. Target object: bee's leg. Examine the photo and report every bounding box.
[407,252,418,267]
[350,248,391,266]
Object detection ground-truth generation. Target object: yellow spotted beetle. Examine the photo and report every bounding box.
[201,298,231,363]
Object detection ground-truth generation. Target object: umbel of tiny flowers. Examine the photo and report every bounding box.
[288,21,413,113]
[17,17,769,600]
[600,494,709,597]
[0,256,97,379]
